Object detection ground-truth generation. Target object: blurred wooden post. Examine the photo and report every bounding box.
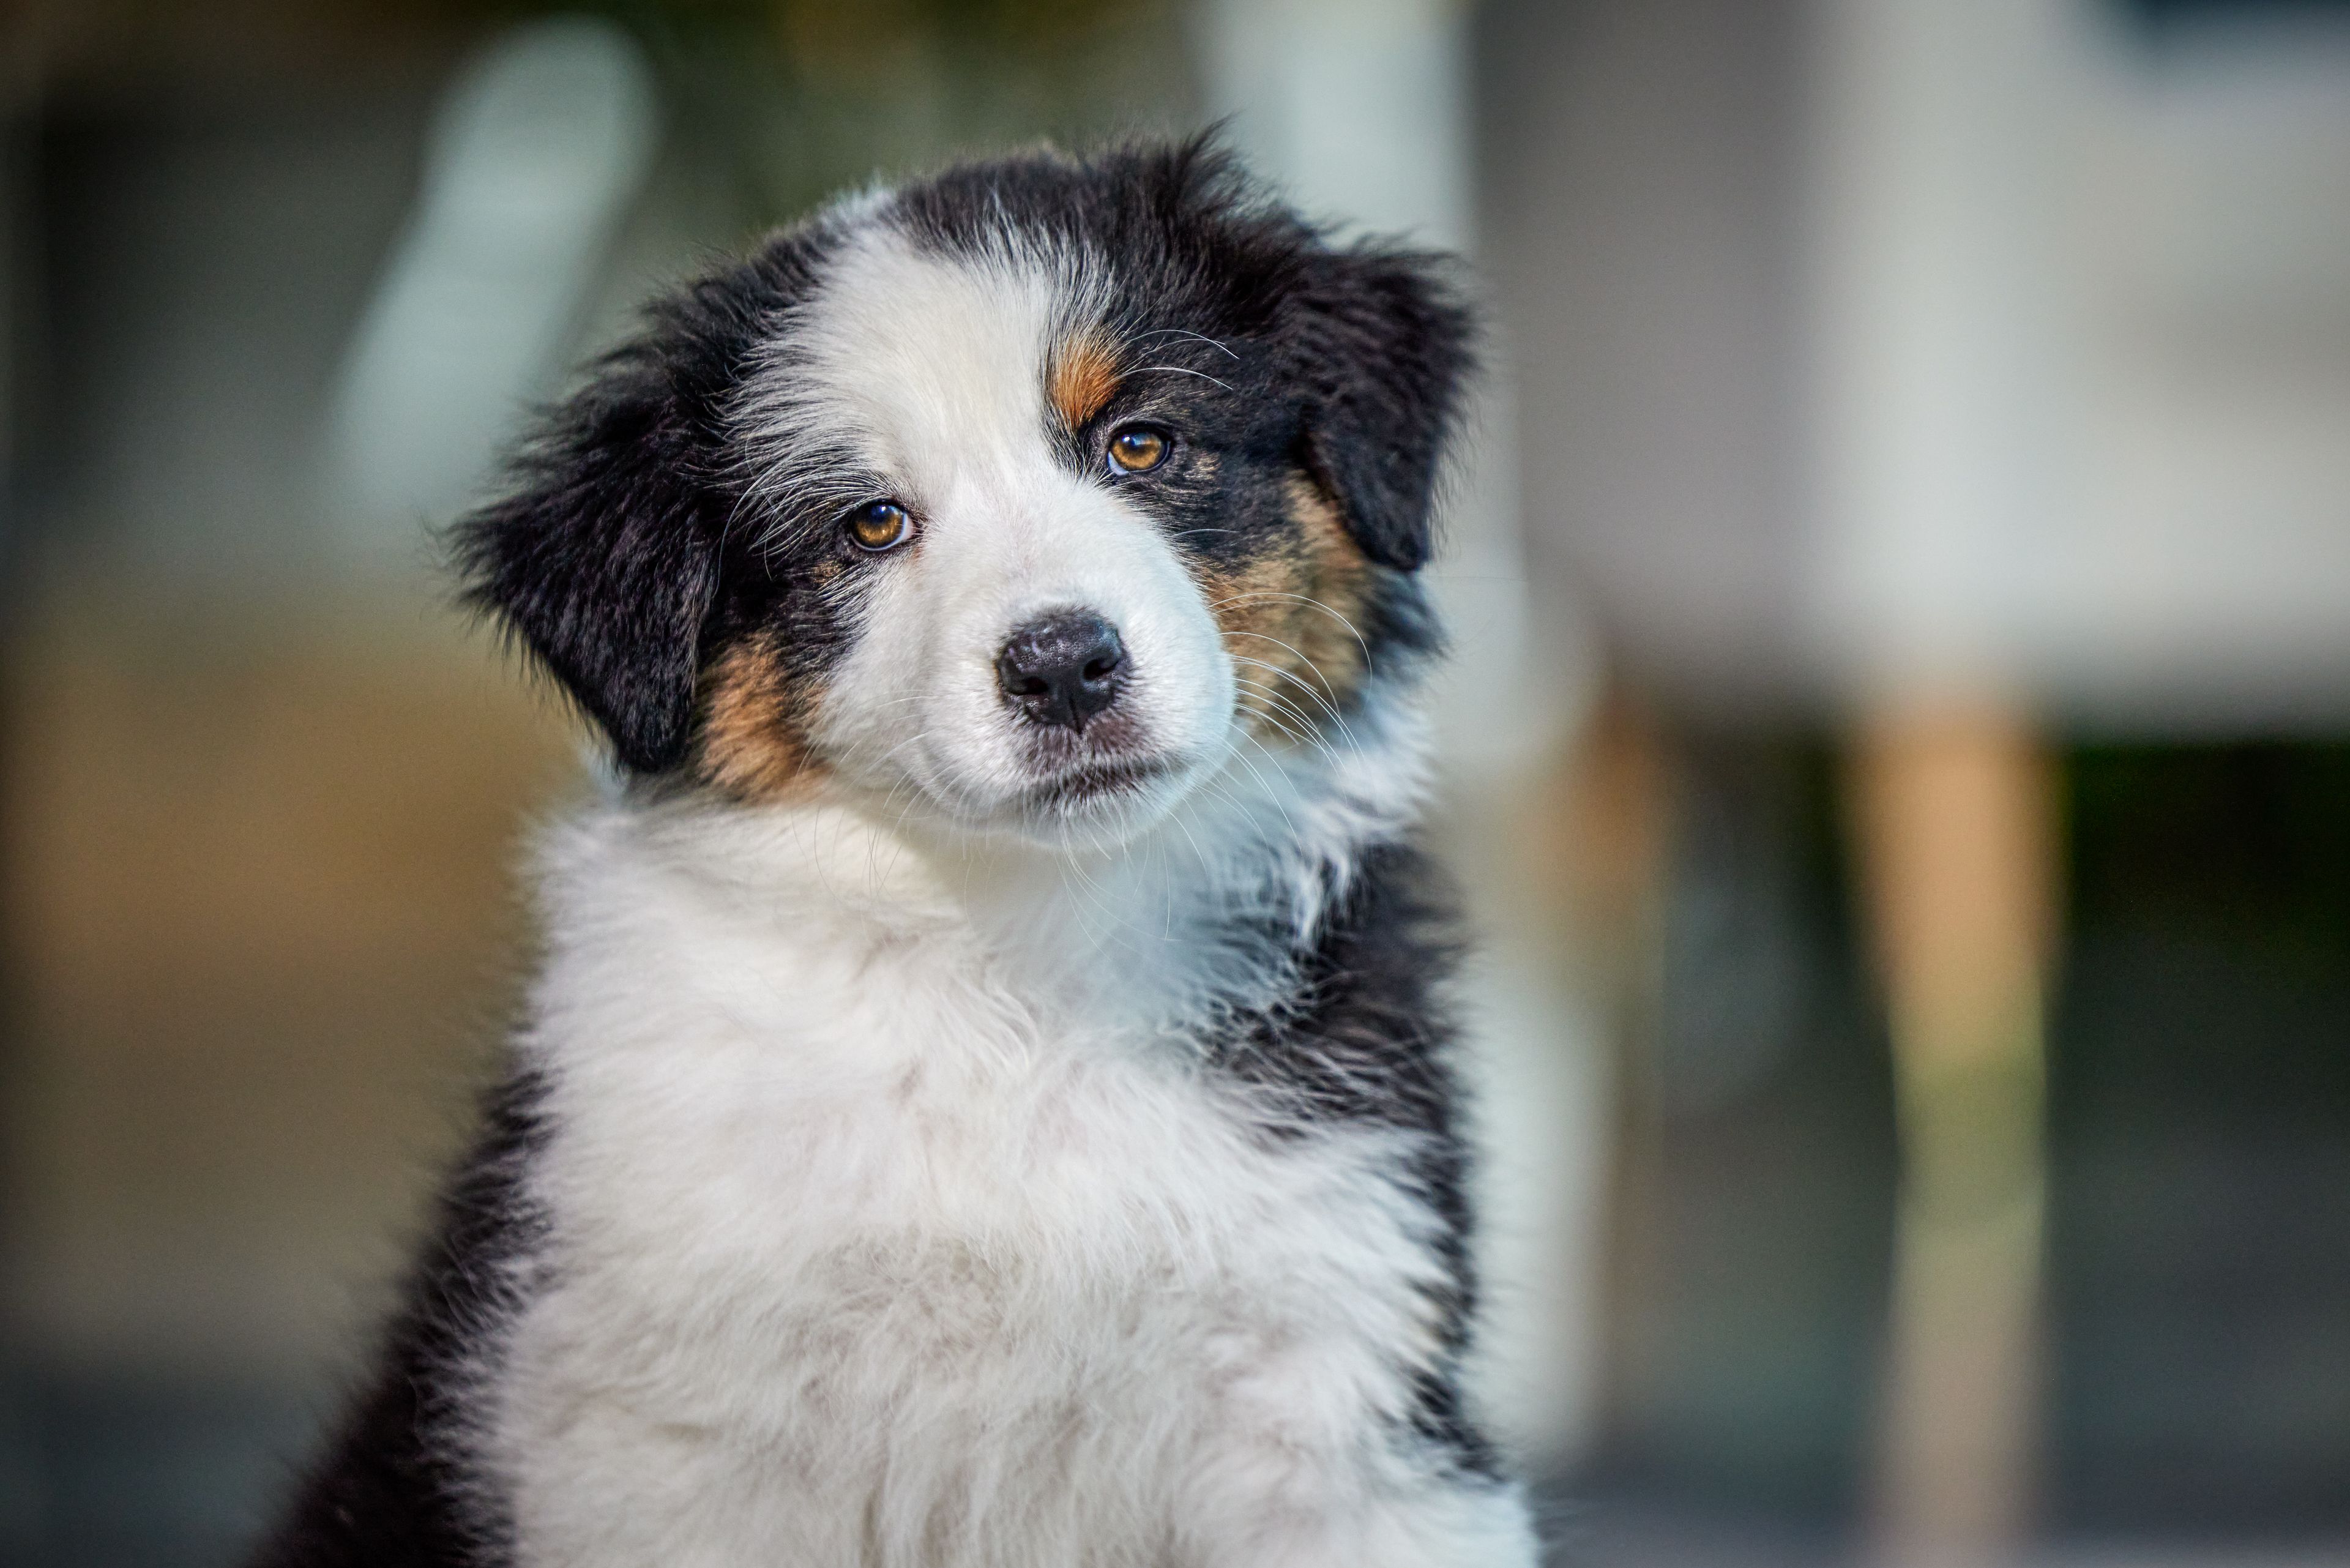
[1849,703,2057,1566]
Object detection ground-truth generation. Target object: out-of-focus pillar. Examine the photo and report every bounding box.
[1807,2,2086,1555]
[326,18,657,562]
[1849,706,2057,1565]
[1196,0,1609,1471]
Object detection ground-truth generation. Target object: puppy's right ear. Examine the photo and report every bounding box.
[453,352,723,775]
[1283,241,1475,575]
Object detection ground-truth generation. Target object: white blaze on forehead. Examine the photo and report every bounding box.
[742,225,1102,512]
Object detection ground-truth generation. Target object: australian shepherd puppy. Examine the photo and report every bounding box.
[254,139,1538,1568]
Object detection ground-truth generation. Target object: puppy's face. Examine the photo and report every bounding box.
[459,144,1469,851]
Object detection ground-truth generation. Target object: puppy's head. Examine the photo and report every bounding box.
[458,141,1471,849]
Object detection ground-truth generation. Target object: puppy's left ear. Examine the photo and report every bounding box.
[452,355,723,775]
[1288,244,1475,573]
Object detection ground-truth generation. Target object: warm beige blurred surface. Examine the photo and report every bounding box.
[1849,706,2059,1562]
[1,583,578,1378]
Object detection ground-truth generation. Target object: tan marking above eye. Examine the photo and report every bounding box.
[845,500,913,551]
[1049,332,1123,428]
[1108,425,1169,474]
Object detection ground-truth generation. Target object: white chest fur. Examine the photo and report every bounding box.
[479,800,1487,1568]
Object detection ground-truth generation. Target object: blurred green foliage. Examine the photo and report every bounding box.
[420,0,1199,228]
[2070,742,2350,954]
[20,0,1195,231]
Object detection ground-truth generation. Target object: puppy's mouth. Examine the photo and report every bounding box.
[1015,756,1181,815]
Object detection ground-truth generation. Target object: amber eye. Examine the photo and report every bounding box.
[1106,425,1171,474]
[843,500,914,552]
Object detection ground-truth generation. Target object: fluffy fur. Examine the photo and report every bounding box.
[253,138,1535,1567]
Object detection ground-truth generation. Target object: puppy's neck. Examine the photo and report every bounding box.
[556,701,1429,1034]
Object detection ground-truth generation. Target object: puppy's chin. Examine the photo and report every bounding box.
[1004,756,1206,851]
[897,747,1217,855]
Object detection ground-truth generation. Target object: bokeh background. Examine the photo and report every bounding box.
[2,1,2348,1563]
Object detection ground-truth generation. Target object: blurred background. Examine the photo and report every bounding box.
[2,0,2347,1562]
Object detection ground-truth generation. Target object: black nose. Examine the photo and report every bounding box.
[996,609,1128,731]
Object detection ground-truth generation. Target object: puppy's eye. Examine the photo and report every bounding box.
[843,500,914,552]
[1106,425,1171,474]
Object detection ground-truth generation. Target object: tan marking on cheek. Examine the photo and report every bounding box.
[1047,331,1122,430]
[696,632,826,801]
[1199,475,1375,744]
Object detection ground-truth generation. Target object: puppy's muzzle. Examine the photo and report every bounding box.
[996,609,1128,731]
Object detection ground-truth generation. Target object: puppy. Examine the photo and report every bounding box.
[253,138,1538,1568]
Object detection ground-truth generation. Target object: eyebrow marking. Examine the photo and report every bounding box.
[1133,326,1240,360]
[1047,330,1123,429]
[1133,363,1235,394]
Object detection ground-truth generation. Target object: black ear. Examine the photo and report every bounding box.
[1288,244,1475,573]
[452,353,723,775]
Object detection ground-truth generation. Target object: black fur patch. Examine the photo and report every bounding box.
[248,1072,545,1568]
[1213,838,1501,1480]
[451,227,841,775]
